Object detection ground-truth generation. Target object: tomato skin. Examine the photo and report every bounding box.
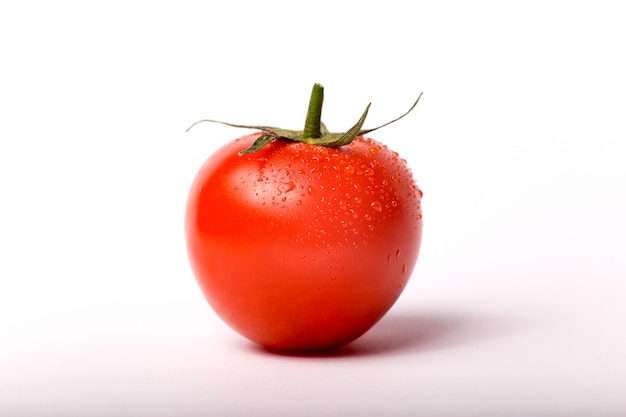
[185,132,422,351]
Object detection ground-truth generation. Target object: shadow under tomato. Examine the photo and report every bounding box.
[348,311,508,356]
[244,310,510,358]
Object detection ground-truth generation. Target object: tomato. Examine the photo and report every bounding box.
[185,84,423,351]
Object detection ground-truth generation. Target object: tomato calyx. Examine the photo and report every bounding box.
[186,83,423,155]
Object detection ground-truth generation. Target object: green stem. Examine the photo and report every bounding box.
[303,83,324,139]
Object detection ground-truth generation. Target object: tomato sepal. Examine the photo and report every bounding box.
[187,83,422,155]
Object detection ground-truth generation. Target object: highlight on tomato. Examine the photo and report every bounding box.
[185,83,423,352]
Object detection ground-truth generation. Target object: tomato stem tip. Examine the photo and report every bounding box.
[303,83,324,139]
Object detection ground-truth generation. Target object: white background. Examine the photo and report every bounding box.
[1,1,625,416]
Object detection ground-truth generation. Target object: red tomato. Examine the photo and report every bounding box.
[185,132,423,351]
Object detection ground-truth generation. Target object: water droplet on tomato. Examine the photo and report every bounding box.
[370,146,381,155]
[345,165,355,174]
[364,168,374,177]
[370,201,382,212]
[402,264,407,275]
[396,249,401,261]
[277,181,295,193]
